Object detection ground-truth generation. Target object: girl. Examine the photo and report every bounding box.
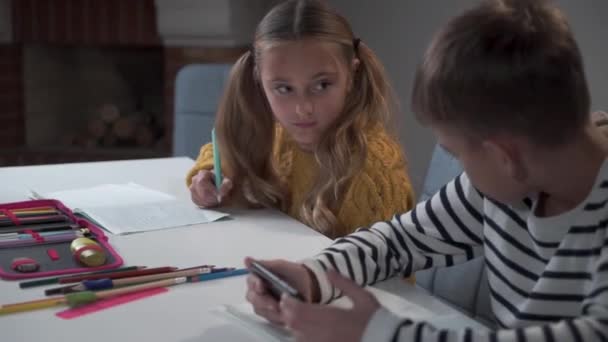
[187,0,414,239]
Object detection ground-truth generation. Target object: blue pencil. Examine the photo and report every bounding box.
[188,268,249,282]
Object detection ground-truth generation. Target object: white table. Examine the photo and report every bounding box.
[0,158,485,341]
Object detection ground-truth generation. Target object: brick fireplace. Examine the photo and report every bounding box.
[0,0,269,166]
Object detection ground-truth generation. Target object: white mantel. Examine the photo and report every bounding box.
[155,0,278,47]
[0,0,12,43]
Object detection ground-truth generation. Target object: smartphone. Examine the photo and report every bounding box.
[249,261,304,301]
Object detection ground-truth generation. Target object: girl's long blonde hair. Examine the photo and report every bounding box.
[216,0,396,238]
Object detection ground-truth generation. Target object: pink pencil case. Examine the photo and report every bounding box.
[0,199,123,280]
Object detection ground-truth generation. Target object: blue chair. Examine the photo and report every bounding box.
[173,64,233,159]
[415,145,494,328]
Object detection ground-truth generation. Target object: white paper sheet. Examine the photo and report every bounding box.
[31,183,176,208]
[78,201,228,235]
[31,183,229,235]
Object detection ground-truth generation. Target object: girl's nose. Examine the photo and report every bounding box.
[295,100,313,119]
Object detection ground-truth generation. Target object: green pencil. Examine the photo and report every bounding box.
[212,128,223,203]
[18,266,141,289]
[212,128,223,189]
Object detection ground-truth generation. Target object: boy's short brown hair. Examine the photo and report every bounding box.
[412,0,590,146]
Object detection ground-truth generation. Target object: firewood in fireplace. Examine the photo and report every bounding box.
[88,118,107,139]
[101,132,118,147]
[135,125,156,147]
[113,116,137,140]
[84,138,98,148]
[99,104,121,124]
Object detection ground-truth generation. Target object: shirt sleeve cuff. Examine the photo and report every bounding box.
[301,258,334,304]
[361,307,409,342]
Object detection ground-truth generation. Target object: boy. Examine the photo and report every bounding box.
[245,0,608,341]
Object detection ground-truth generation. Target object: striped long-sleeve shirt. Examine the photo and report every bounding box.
[303,164,608,342]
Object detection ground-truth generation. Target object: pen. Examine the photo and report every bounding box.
[212,128,223,203]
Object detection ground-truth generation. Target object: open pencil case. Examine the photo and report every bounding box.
[0,199,123,280]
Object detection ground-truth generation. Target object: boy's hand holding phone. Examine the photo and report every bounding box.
[244,257,319,324]
[244,257,380,342]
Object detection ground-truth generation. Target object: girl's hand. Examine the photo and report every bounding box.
[189,170,233,208]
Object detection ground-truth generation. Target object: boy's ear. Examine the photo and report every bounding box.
[482,138,528,182]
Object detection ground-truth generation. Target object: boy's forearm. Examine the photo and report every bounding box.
[365,312,608,342]
[301,221,410,303]
[303,264,321,303]
[302,174,485,303]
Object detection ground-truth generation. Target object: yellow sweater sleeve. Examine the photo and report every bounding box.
[185,143,215,187]
[337,133,415,236]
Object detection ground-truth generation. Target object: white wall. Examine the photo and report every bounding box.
[329,0,608,194]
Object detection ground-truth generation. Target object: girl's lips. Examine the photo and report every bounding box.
[293,122,317,128]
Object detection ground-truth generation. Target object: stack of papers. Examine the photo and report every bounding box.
[31,183,228,235]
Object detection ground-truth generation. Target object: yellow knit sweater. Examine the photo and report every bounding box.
[186,126,415,238]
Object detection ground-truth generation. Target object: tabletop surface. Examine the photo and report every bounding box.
[0,158,485,341]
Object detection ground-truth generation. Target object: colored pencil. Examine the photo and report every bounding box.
[0,232,86,249]
[0,230,88,242]
[0,211,61,219]
[0,296,68,315]
[1,207,58,215]
[19,266,142,288]
[212,128,223,189]
[188,268,248,282]
[93,277,186,299]
[46,266,179,295]
[0,222,79,234]
[57,266,178,284]
[91,267,213,286]
[0,215,70,228]
[1,277,186,315]
[3,269,248,315]
[54,267,232,294]
[0,228,89,241]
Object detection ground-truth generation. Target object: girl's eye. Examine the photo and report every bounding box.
[313,81,332,92]
[275,85,292,95]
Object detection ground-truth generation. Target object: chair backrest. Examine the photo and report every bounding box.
[173,64,232,158]
[415,145,495,328]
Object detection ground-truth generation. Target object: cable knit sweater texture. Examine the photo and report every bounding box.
[186,126,415,237]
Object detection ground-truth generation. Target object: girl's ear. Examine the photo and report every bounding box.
[347,58,360,91]
[351,57,360,71]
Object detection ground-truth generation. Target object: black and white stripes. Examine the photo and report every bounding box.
[303,167,608,342]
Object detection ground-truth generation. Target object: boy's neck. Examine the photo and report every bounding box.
[535,126,608,217]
